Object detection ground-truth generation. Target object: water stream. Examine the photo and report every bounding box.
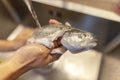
[24,0,42,29]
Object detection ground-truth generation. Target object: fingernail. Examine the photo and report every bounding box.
[65,22,71,26]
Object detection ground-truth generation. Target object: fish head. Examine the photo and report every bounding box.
[61,28,97,53]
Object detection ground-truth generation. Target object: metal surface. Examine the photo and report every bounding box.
[19,50,102,80]
[0,0,120,80]
[10,0,120,51]
[32,0,120,22]
[0,1,18,39]
[103,34,120,53]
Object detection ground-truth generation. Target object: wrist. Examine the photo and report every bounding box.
[9,58,31,71]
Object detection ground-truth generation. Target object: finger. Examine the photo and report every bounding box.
[52,36,62,48]
[44,46,67,63]
[51,54,61,62]
[65,22,71,26]
[51,46,67,54]
[49,19,62,24]
[47,54,62,63]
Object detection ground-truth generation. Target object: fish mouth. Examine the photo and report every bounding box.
[85,39,97,49]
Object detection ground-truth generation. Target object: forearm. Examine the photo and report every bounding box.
[0,40,25,51]
[0,58,31,80]
[0,43,49,80]
[0,27,37,51]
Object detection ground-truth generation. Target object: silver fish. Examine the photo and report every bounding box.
[28,24,97,53]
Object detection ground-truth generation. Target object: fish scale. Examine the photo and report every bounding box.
[28,24,97,53]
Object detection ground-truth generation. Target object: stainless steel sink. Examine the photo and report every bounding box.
[0,0,17,39]
[9,0,120,52]
[18,50,102,80]
[0,0,120,80]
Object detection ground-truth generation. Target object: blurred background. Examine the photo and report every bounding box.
[0,0,120,80]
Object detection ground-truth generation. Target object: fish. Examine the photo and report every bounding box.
[28,24,97,53]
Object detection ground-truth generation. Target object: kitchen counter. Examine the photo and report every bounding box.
[32,0,120,22]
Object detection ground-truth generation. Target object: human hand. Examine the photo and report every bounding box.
[0,19,71,80]
[11,19,71,68]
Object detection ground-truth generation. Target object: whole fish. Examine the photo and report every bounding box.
[28,24,97,53]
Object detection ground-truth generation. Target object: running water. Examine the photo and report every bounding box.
[24,0,42,29]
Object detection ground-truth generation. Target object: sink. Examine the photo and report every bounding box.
[0,0,120,80]
[0,1,18,39]
[9,0,120,51]
[18,50,102,80]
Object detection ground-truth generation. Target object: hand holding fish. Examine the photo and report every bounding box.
[0,19,71,80]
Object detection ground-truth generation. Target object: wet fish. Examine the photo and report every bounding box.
[28,24,97,53]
